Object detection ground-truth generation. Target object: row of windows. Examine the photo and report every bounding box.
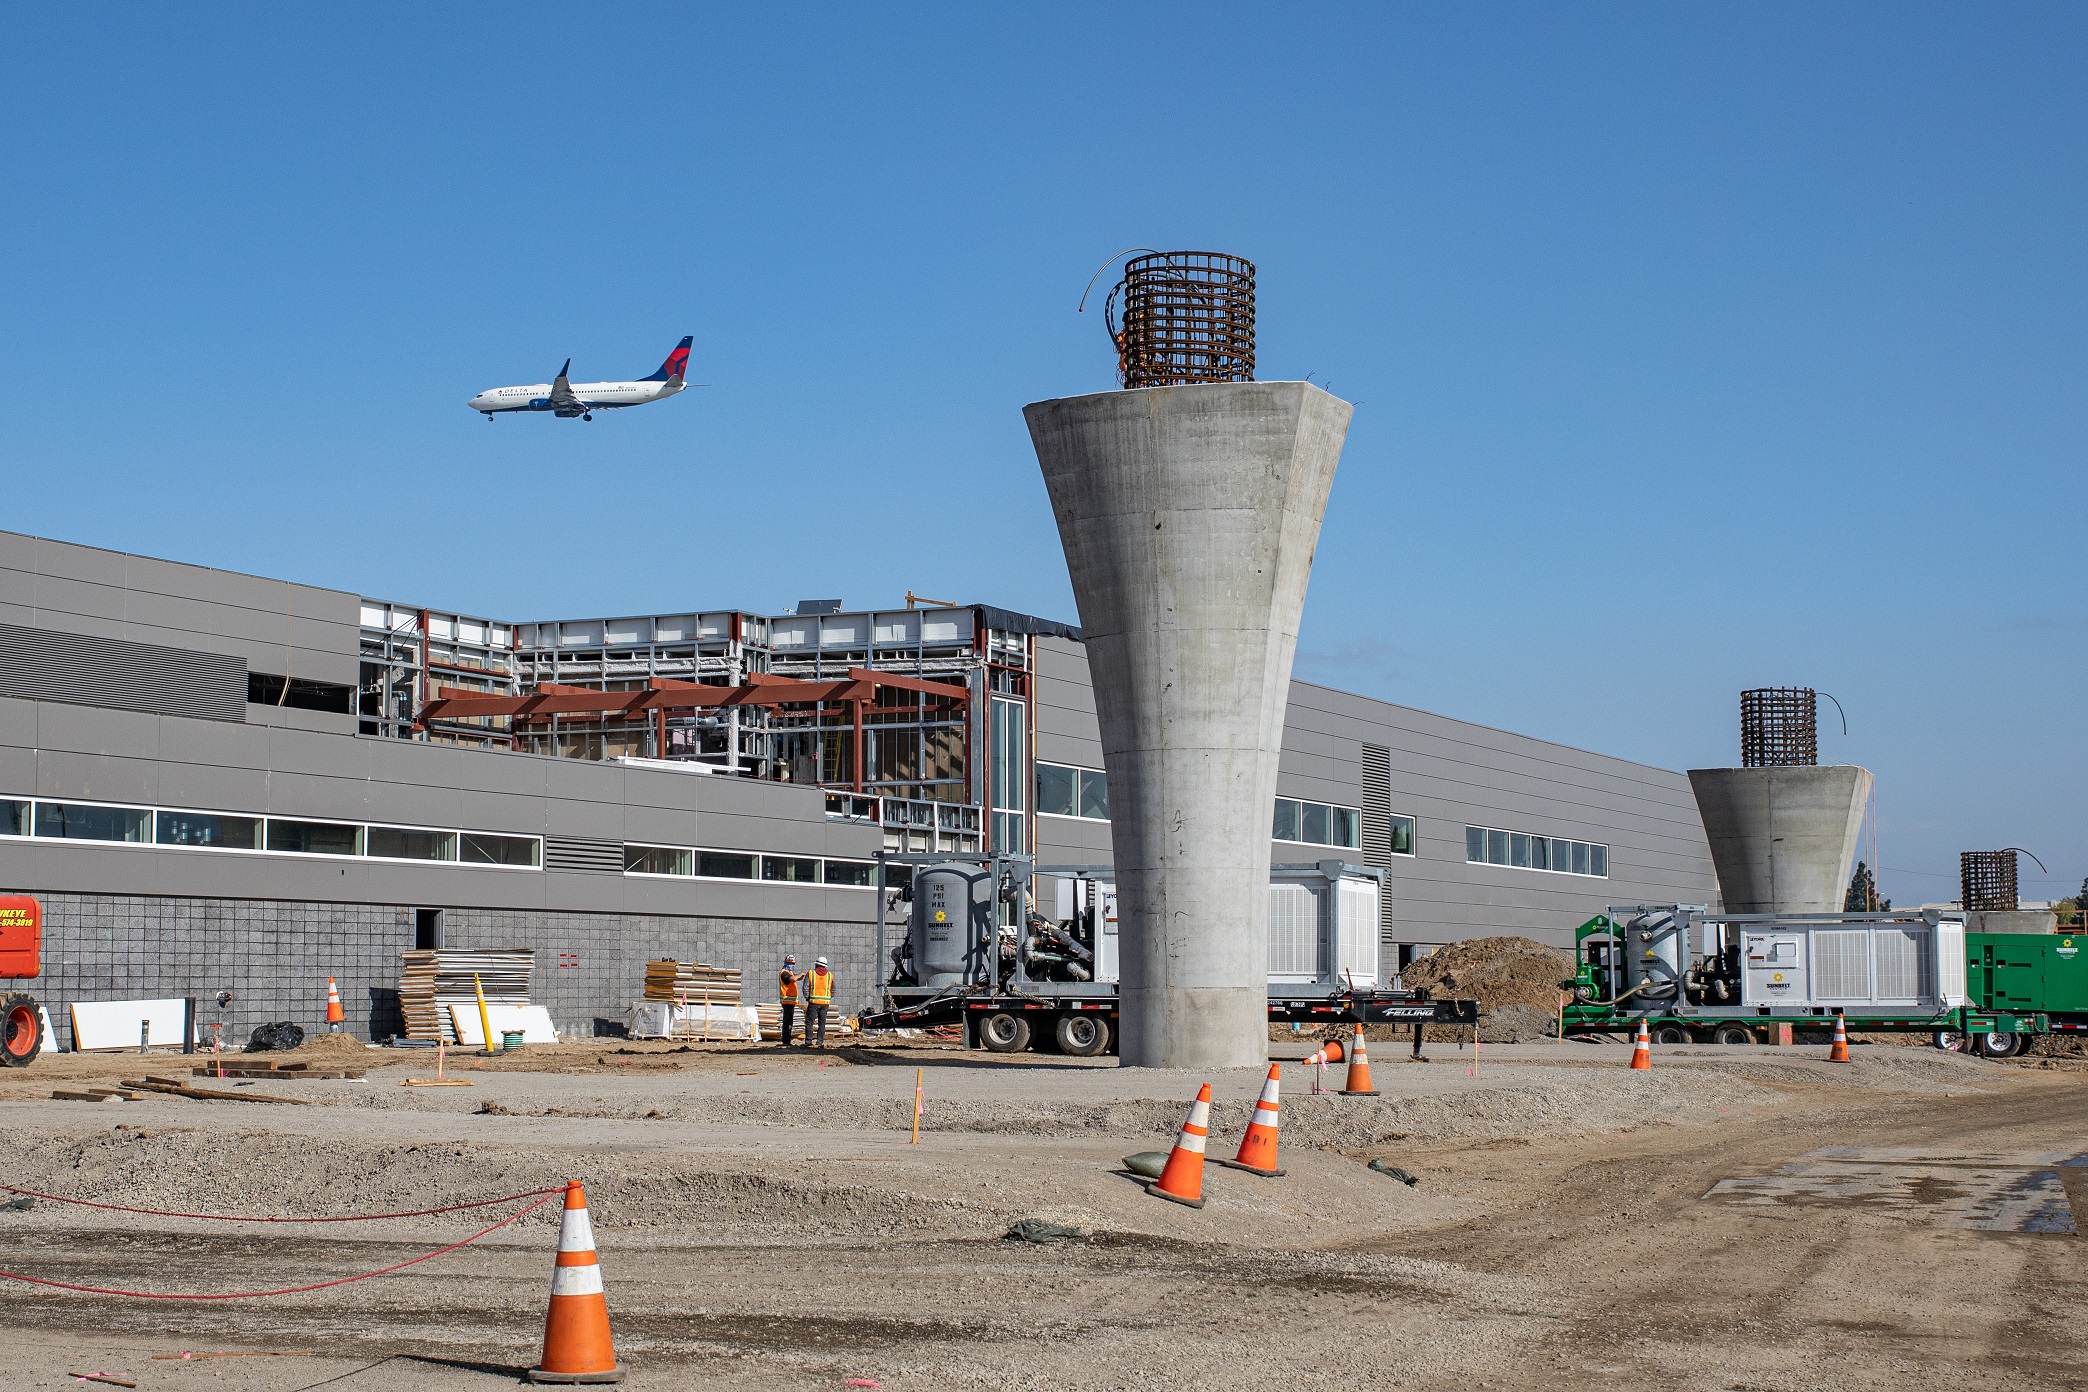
[623,844,874,888]
[1466,825,1608,878]
[1037,763,1392,854]
[0,797,542,867]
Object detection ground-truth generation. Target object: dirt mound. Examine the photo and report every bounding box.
[286,1031,380,1060]
[1403,936,1574,1012]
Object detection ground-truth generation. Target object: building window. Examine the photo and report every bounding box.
[265,819,364,856]
[1274,797,1362,850]
[1466,824,1609,878]
[762,855,820,883]
[1037,762,1110,821]
[697,851,756,880]
[461,833,541,867]
[367,826,460,862]
[0,799,30,837]
[1389,814,1415,856]
[625,845,693,876]
[823,859,874,886]
[36,802,153,843]
[156,811,262,850]
[248,672,355,715]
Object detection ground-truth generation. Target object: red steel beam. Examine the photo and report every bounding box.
[421,668,965,723]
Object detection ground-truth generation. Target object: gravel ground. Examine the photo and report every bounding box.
[0,1036,2073,1390]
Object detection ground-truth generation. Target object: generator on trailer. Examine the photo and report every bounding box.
[865,852,1475,1053]
[0,894,46,1066]
[1562,903,2046,1056]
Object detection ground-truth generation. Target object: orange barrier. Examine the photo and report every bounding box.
[1340,1025,1378,1097]
[1629,1018,1651,1070]
[526,1181,624,1384]
[1217,1064,1285,1177]
[1147,1084,1212,1209]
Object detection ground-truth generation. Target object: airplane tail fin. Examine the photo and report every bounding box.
[641,335,693,383]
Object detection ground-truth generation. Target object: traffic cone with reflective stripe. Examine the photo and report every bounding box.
[324,976,344,1031]
[1340,1025,1378,1097]
[1147,1084,1212,1209]
[526,1181,623,1385]
[1301,1038,1345,1068]
[1828,1012,1850,1063]
[1629,1018,1652,1070]
[1217,1064,1285,1177]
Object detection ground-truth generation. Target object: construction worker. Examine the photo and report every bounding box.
[777,955,801,1047]
[806,956,835,1048]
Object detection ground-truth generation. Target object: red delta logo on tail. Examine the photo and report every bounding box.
[643,335,693,383]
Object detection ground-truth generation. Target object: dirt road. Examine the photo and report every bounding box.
[2,1041,2082,1390]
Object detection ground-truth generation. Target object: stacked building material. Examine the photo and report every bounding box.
[397,949,535,1042]
[643,961,742,1005]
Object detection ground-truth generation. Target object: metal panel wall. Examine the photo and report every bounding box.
[0,623,246,722]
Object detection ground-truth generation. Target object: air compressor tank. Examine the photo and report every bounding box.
[1622,909,1686,1001]
[909,863,994,988]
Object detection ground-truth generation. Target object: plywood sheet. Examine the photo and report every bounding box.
[447,1002,558,1046]
[69,998,192,1051]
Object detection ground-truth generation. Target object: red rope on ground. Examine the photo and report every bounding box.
[0,1192,558,1300]
[0,1184,568,1223]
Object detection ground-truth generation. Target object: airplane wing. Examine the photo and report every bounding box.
[547,359,584,412]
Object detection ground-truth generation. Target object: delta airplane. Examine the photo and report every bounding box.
[468,336,692,421]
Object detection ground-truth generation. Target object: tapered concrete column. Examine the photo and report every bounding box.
[1687,766,1873,914]
[1025,382,1352,1069]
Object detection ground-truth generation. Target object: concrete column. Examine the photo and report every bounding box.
[1687,766,1873,914]
[1024,382,1352,1069]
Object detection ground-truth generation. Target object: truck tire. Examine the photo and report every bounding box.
[1932,1030,1964,1052]
[1,992,42,1067]
[1654,1024,1691,1045]
[1978,1032,2023,1059]
[978,1011,1031,1054]
[1055,1013,1109,1057]
[1712,1023,1755,1046]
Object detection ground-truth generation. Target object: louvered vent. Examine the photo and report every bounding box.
[1360,742,1396,945]
[543,836,625,874]
[0,623,246,722]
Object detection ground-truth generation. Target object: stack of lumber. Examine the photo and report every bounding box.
[753,1002,855,1041]
[643,961,742,1004]
[397,949,535,1042]
[190,1060,366,1081]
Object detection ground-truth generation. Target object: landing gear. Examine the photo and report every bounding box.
[582,412,593,422]
[482,412,493,421]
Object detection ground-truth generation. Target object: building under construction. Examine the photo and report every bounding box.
[0,528,1717,1041]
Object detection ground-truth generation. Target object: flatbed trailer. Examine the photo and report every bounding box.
[1561,907,2047,1057]
[859,985,1479,1056]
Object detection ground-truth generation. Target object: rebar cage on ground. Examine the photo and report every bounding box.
[1740,687,1817,767]
[1106,252,1256,389]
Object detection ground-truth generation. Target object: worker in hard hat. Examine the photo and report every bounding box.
[806,956,835,1048]
[777,955,802,1047]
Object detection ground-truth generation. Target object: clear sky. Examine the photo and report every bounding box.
[3,6,2081,905]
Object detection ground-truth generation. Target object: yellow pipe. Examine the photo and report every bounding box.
[474,972,498,1053]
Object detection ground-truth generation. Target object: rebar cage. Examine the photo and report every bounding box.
[1105,251,1256,389]
[1739,688,1818,767]
[1961,851,2019,912]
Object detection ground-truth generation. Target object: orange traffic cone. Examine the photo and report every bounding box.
[1629,1018,1652,1070]
[1217,1064,1285,1177]
[1828,1012,1850,1063]
[527,1181,623,1384]
[1301,1038,1345,1068]
[1340,1025,1378,1097]
[324,976,344,1031]
[1146,1084,1213,1209]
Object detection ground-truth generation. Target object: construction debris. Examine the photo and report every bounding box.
[1368,1159,1420,1186]
[1005,1218,1085,1244]
[246,1021,307,1052]
[123,1076,314,1105]
[52,1087,141,1102]
[193,1061,365,1080]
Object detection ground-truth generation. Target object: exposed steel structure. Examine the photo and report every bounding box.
[1740,687,1818,767]
[420,669,968,794]
[1106,251,1256,388]
[1960,850,2020,912]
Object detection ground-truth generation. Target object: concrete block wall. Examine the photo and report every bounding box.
[28,892,885,1049]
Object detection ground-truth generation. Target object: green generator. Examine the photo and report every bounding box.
[1968,932,2088,1024]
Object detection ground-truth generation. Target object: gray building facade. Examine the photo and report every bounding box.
[0,530,1715,1046]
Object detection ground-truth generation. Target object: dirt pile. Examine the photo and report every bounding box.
[1403,936,1575,1042]
[286,1031,382,1061]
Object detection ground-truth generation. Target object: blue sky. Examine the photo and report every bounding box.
[3,6,2082,903]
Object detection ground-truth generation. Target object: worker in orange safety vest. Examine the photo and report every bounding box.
[806,956,835,1048]
[777,955,802,1047]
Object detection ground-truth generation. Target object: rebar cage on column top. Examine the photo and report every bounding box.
[1740,688,1817,767]
[1961,851,2018,912]
[1105,252,1256,389]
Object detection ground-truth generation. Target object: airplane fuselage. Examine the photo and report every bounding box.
[469,377,684,417]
